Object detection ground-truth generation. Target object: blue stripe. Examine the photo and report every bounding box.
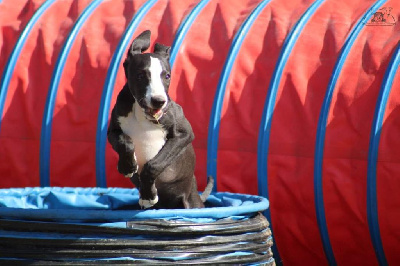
[256,0,325,264]
[39,0,104,187]
[0,0,56,133]
[314,0,388,264]
[207,0,271,192]
[367,43,399,266]
[169,0,211,66]
[95,0,158,188]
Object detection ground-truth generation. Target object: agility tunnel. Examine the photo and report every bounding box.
[0,0,399,265]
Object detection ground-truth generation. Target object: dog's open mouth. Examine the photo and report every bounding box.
[144,106,164,120]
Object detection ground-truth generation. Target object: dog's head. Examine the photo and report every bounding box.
[123,30,171,119]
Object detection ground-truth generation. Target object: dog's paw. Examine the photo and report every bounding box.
[117,164,138,178]
[124,172,134,178]
[139,195,158,209]
[139,182,158,208]
[117,166,134,178]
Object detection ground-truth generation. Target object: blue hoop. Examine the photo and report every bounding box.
[40,0,104,187]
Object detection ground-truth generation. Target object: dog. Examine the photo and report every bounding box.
[107,30,213,209]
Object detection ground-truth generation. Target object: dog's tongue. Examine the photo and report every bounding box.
[150,108,161,115]
[148,108,163,120]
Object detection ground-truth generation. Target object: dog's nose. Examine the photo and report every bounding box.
[150,96,166,109]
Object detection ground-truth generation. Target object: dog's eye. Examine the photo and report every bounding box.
[165,73,171,80]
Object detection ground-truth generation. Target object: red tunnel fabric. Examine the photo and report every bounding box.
[0,0,91,187]
[218,0,328,263]
[378,50,400,264]
[1,0,400,265]
[168,0,263,190]
[0,0,42,188]
[265,0,399,264]
[321,0,400,264]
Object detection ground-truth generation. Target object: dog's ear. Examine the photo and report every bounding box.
[124,30,151,78]
[154,43,171,59]
[127,30,151,57]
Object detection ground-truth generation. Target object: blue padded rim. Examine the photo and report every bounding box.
[0,0,56,133]
[314,0,388,264]
[367,43,399,266]
[207,0,272,192]
[169,0,211,67]
[95,0,158,188]
[0,187,269,222]
[39,0,104,187]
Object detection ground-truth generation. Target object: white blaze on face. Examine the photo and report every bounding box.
[146,56,168,108]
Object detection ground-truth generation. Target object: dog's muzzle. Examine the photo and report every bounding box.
[150,96,166,109]
[142,96,167,121]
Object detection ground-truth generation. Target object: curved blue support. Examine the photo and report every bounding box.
[367,43,399,266]
[169,0,211,66]
[95,0,158,188]
[0,0,56,133]
[256,0,325,264]
[314,0,388,265]
[39,0,104,187]
[207,0,272,192]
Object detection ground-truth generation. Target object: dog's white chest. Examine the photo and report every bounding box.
[118,104,167,172]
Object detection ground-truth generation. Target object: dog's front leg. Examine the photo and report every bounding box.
[141,115,194,178]
[107,123,138,179]
[117,134,138,178]
[138,177,158,209]
[138,117,194,208]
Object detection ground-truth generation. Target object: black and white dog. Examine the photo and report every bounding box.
[108,30,213,209]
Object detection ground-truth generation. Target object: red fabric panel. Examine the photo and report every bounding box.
[168,0,261,190]
[377,10,400,263]
[0,0,88,187]
[216,1,273,196]
[0,0,44,188]
[50,0,142,187]
[323,0,400,264]
[0,0,44,82]
[265,0,333,264]
[105,0,199,188]
[216,0,313,195]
